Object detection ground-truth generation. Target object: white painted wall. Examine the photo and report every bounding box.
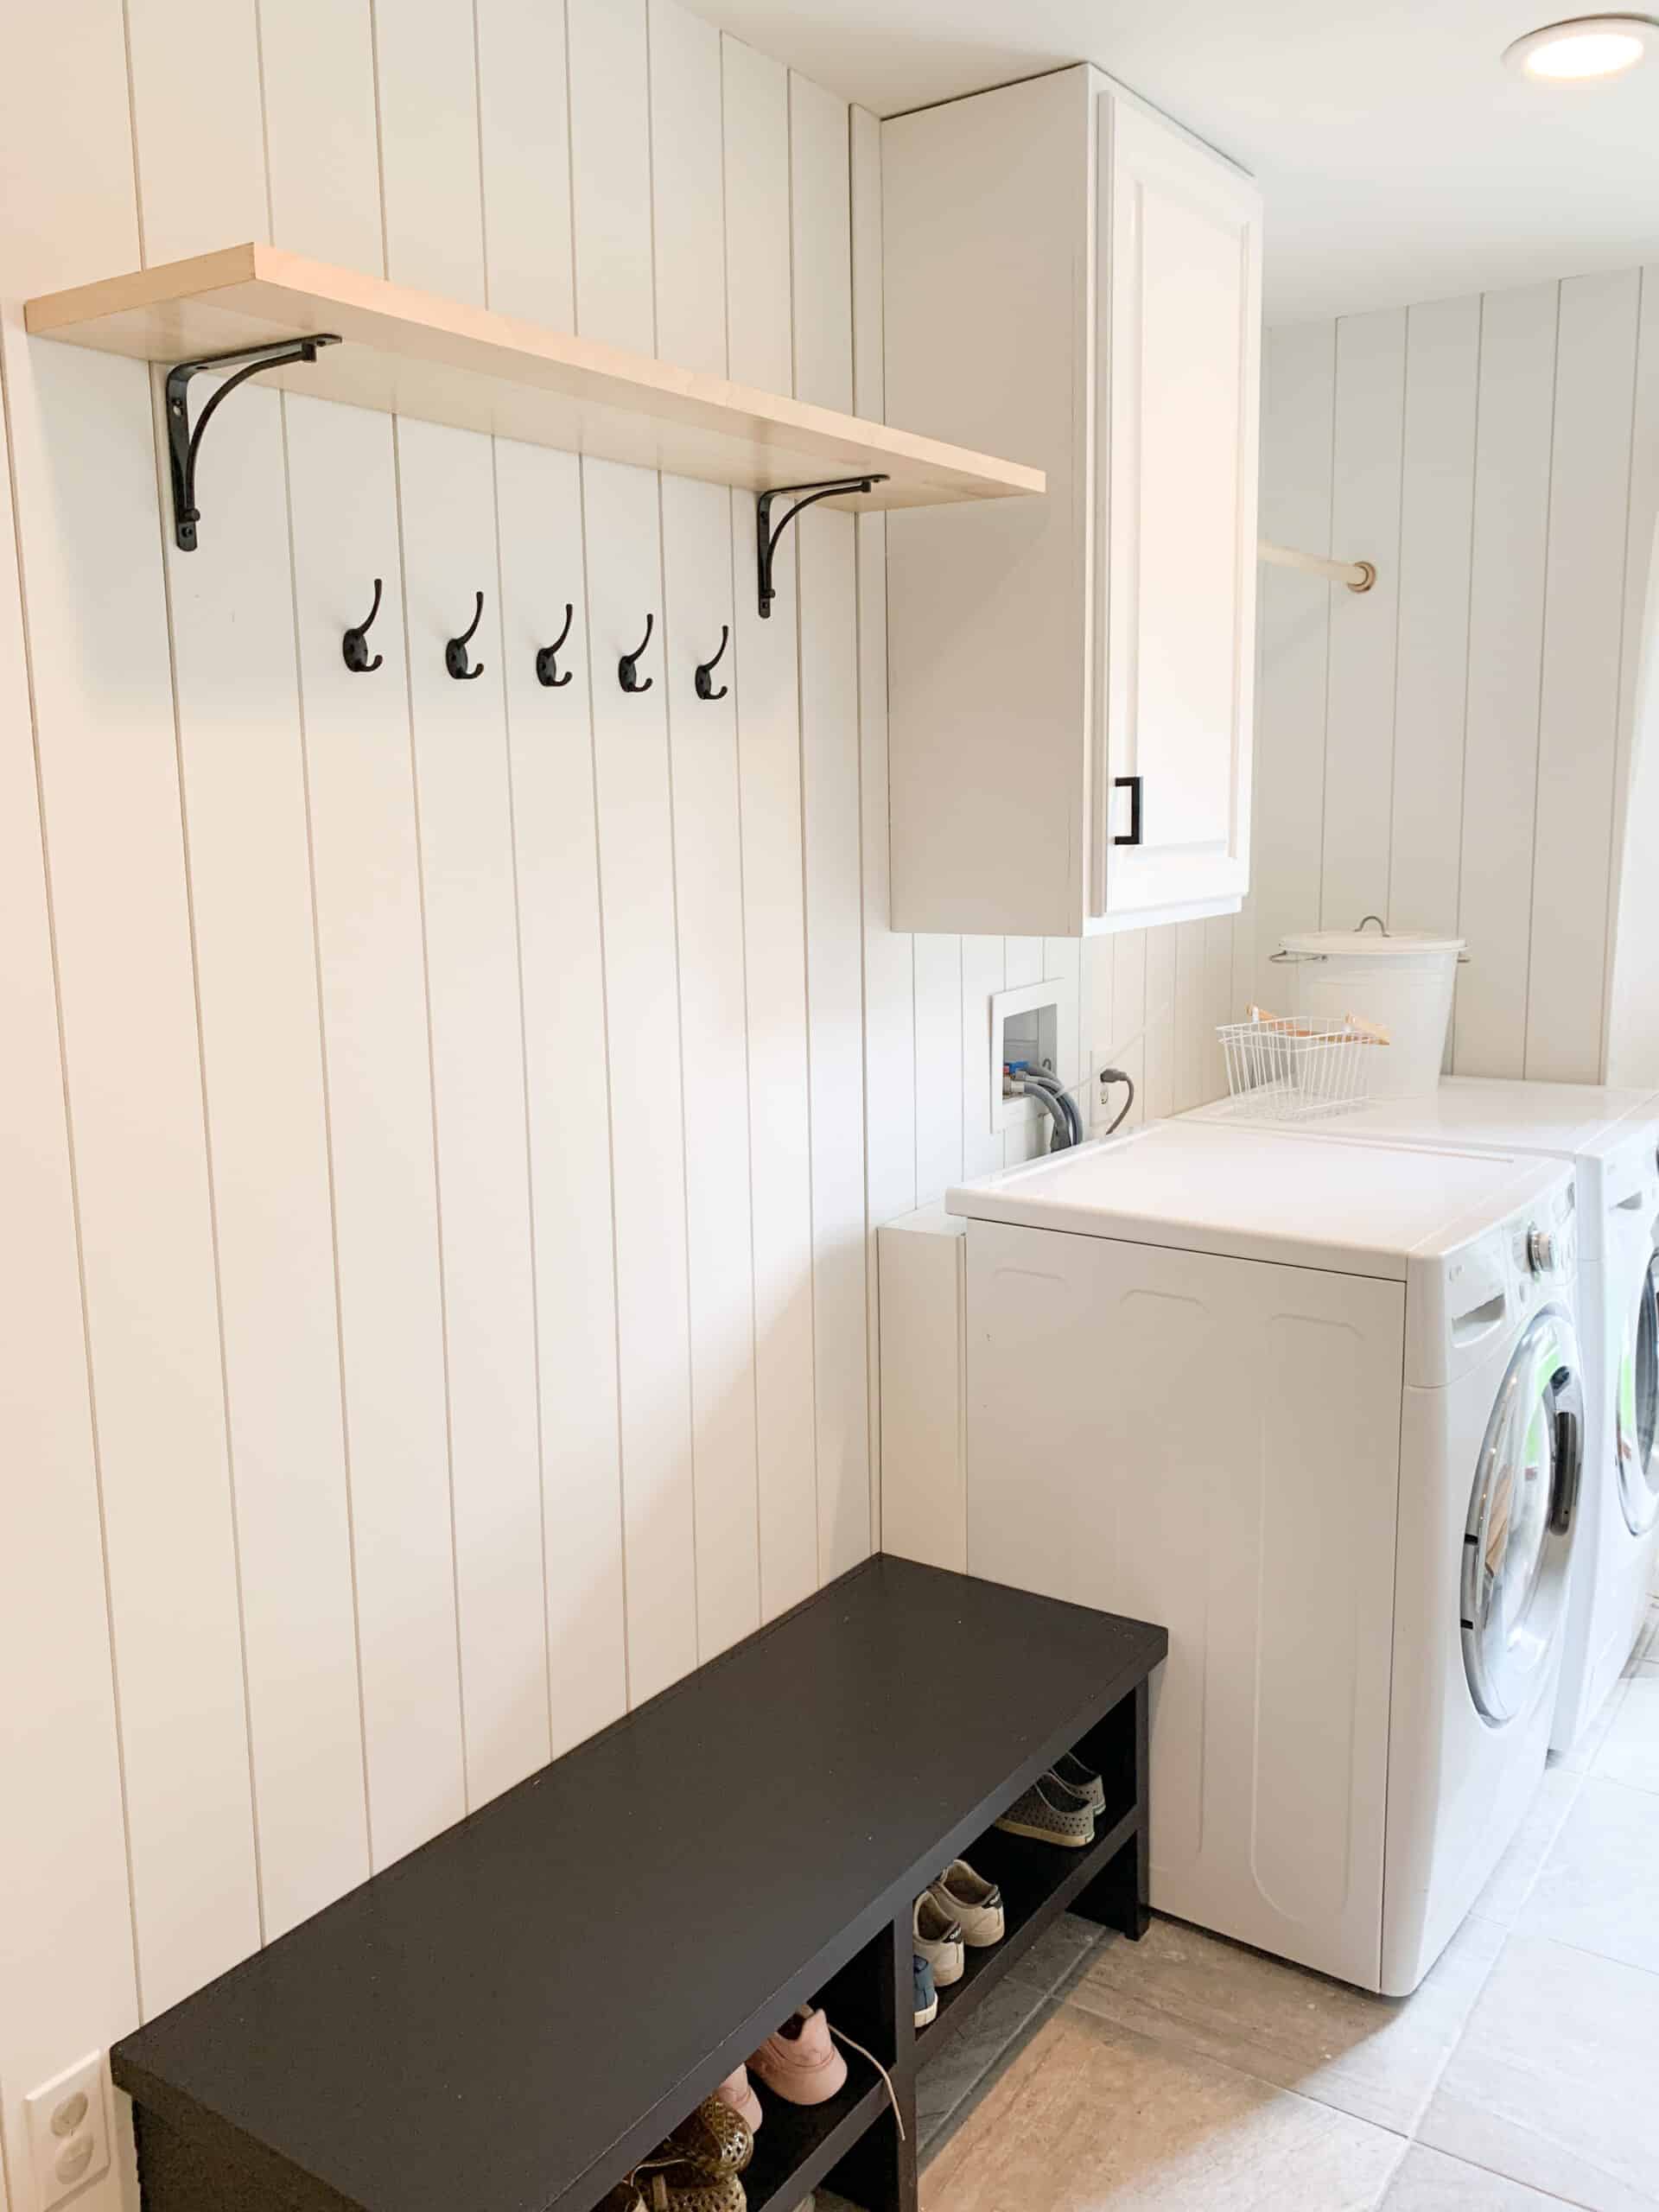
[1244,268,1659,1082]
[0,7,1234,2202]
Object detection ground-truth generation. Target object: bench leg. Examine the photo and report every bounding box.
[1069,1678,1151,1941]
[826,2091,917,2212]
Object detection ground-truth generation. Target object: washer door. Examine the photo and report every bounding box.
[1462,1306,1583,1726]
[1616,1253,1659,1537]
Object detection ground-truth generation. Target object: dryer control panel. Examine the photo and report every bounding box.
[1511,1177,1577,1293]
[1514,1174,1578,1298]
[1410,1163,1578,1389]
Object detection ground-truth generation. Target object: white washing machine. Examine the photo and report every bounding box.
[946,1121,1582,1994]
[1187,1080,1659,1754]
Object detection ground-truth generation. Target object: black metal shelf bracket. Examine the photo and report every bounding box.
[165,334,341,551]
[755,474,887,618]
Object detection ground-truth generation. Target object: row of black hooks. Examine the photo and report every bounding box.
[341,581,729,698]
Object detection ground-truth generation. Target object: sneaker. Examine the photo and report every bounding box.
[995,1773,1096,1848]
[1051,1752,1106,1815]
[928,1859,1005,1948]
[912,1891,965,1986]
[913,1951,938,2029]
[710,2066,762,2134]
[747,2005,848,2106]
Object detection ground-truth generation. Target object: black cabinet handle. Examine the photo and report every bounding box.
[1113,774,1143,847]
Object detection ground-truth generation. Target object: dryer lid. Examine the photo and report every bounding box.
[1209,1077,1659,1165]
[945,1122,1568,1281]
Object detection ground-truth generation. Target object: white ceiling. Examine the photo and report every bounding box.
[689,0,1659,323]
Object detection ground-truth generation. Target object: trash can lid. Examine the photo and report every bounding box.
[1281,925,1465,957]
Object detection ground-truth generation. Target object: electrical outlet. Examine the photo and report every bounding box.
[24,2053,110,2209]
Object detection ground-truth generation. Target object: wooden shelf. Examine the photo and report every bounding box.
[25,242,1044,511]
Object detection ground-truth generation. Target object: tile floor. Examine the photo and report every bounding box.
[908,1600,1659,2212]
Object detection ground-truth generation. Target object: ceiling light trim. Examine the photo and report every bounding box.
[1503,13,1659,79]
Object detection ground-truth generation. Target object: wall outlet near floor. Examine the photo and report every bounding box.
[25,2052,111,2209]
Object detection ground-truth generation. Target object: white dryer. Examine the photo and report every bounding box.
[1187,1079,1659,1753]
[946,1121,1582,1994]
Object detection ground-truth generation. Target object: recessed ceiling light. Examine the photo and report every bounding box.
[1503,14,1659,79]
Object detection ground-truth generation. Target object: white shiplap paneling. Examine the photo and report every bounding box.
[373,0,486,303]
[0,340,140,2212]
[284,395,467,1870]
[567,0,656,356]
[397,417,550,1809]
[1526,270,1641,1082]
[1320,308,1405,932]
[791,70,871,1577]
[1248,320,1335,1011]
[0,16,1239,2203]
[912,934,963,1205]
[723,35,818,1623]
[7,324,261,2020]
[492,440,630,1753]
[659,470,762,1659]
[1387,296,1479,943]
[648,0,727,377]
[133,0,371,1948]
[1257,270,1657,1085]
[582,455,698,1703]
[1456,282,1560,1075]
[259,0,385,271]
[722,37,793,397]
[476,0,576,325]
[165,389,370,1939]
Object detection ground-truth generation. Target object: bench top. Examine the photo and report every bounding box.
[113,1555,1165,2212]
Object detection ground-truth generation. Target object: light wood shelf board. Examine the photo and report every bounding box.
[26,243,1044,509]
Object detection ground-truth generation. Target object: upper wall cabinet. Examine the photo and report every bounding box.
[883,68,1262,937]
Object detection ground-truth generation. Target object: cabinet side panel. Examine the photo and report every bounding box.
[882,71,1090,936]
[965,1221,1400,1988]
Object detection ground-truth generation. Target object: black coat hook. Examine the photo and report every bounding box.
[446,591,486,681]
[694,624,730,701]
[618,613,655,694]
[536,603,575,689]
[342,577,384,673]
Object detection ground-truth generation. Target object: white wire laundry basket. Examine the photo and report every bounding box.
[1216,1014,1385,1122]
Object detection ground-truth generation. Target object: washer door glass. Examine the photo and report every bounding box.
[1616,1254,1659,1537]
[1462,1306,1583,1726]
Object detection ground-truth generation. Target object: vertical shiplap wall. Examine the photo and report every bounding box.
[1244,268,1659,1079]
[0,6,1236,2201]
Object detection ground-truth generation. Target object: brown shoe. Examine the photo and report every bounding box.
[662,2096,754,2177]
[631,2170,747,2212]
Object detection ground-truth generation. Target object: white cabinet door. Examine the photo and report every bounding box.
[1095,94,1262,920]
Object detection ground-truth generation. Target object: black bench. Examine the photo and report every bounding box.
[112,1556,1166,2212]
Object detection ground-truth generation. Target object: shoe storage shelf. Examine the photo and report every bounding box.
[110,1556,1166,2212]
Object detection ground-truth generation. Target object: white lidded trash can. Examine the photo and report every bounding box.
[1273,918,1465,1099]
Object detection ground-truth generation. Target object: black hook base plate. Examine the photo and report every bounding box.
[755,475,887,617]
[165,334,341,551]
